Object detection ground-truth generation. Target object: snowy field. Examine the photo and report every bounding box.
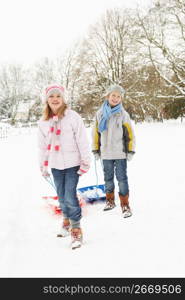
[0,120,184,278]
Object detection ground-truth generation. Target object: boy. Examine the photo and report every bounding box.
[92,84,136,217]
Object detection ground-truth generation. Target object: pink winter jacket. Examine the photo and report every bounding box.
[38,109,91,171]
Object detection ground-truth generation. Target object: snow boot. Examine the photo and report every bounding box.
[119,194,132,218]
[71,228,83,250]
[103,191,116,211]
[57,218,70,237]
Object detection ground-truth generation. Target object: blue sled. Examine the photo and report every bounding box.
[77,184,106,203]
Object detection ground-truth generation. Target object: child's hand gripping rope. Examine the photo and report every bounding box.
[40,166,50,177]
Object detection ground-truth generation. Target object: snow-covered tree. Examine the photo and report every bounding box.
[136,0,185,119]
[0,64,30,124]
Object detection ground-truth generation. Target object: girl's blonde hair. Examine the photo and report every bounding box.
[42,102,68,120]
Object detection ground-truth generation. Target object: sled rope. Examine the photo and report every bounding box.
[94,156,99,188]
[44,175,56,191]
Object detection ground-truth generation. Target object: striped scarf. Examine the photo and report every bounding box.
[43,115,61,170]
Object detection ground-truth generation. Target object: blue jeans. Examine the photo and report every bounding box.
[102,159,129,196]
[51,166,81,223]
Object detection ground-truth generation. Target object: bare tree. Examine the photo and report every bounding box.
[68,8,147,122]
[32,57,59,98]
[56,42,86,107]
[84,8,140,87]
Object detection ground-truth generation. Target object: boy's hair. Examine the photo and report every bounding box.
[103,84,125,98]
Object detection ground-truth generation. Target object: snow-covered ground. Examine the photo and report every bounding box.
[0,120,184,278]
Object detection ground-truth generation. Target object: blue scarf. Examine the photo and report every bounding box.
[98,100,122,133]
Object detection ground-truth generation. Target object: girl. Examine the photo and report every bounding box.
[38,84,91,249]
[92,84,136,217]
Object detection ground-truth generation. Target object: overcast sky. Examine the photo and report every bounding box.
[0,0,152,65]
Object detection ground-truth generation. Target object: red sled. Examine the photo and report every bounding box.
[42,194,86,216]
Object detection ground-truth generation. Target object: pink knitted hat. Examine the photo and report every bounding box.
[42,84,68,104]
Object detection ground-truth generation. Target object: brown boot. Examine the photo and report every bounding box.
[57,218,70,237]
[103,192,116,211]
[71,228,83,250]
[119,194,132,218]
